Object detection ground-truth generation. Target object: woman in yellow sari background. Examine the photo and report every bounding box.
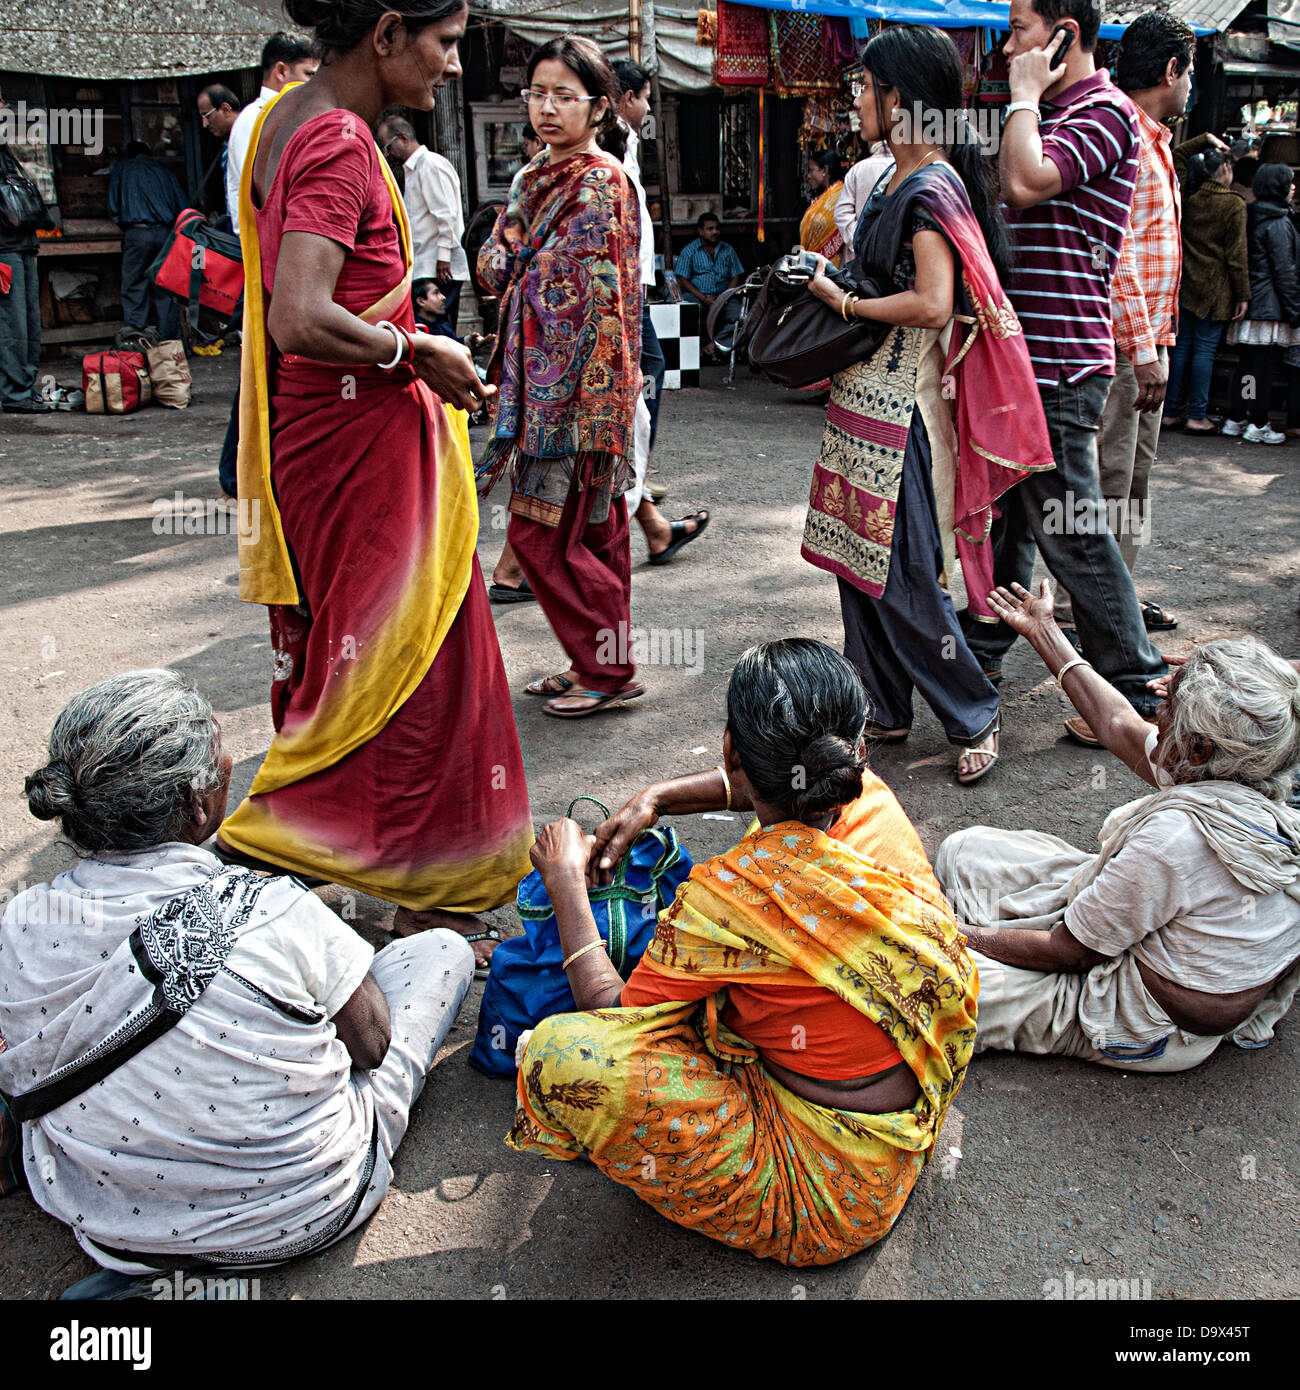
[800,149,847,265]
[510,639,977,1266]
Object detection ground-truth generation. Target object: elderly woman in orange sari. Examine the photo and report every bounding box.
[215,0,533,968]
[509,639,977,1266]
[800,148,847,265]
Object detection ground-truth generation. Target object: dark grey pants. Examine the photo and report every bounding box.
[121,224,181,341]
[0,250,40,404]
[839,410,1000,746]
[960,371,1166,715]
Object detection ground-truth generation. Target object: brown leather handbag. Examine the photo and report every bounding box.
[737,255,892,388]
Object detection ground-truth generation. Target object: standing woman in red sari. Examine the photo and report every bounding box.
[216,0,534,968]
[477,36,645,719]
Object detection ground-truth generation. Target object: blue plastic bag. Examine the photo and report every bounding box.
[470,798,693,1077]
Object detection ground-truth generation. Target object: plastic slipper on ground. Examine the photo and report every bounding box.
[489,578,535,604]
[543,683,646,719]
[648,510,710,566]
[863,721,910,744]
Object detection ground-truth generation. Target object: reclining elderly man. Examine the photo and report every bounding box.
[0,670,474,1275]
[936,581,1300,1072]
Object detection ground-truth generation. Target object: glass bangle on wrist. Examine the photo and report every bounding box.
[1055,655,1092,688]
[375,320,406,371]
[562,939,607,971]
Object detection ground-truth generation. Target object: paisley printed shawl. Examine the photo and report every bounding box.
[644,819,978,1153]
[476,150,642,506]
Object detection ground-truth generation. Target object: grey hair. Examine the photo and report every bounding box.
[25,670,224,854]
[1159,638,1300,801]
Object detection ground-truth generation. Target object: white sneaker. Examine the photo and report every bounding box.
[1220,418,1247,436]
[1244,423,1287,444]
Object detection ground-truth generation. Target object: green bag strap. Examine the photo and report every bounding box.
[565,795,610,823]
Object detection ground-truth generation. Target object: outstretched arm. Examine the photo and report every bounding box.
[985,581,1161,785]
[963,921,1109,973]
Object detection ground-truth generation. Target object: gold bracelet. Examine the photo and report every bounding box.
[562,939,607,971]
[1055,655,1092,688]
[715,763,732,810]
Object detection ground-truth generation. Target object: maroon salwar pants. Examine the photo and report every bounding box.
[509,484,635,693]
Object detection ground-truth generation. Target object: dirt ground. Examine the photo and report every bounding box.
[1,350,1297,1300]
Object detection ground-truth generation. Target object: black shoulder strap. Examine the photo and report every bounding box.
[11,932,182,1122]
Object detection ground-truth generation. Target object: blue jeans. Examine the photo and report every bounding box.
[641,299,665,447]
[0,250,40,404]
[1164,310,1224,420]
[961,371,1167,714]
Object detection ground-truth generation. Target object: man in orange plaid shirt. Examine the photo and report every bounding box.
[1058,14,1212,637]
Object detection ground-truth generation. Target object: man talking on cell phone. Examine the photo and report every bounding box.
[960,0,1169,745]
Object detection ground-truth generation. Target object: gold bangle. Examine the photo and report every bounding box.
[562,939,607,971]
[1055,655,1092,688]
[715,763,732,810]
[839,294,852,321]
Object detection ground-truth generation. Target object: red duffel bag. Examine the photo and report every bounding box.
[83,349,152,414]
[147,207,244,333]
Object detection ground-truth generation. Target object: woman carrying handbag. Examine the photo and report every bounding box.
[800,26,1053,784]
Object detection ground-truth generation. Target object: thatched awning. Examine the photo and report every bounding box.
[1,0,302,80]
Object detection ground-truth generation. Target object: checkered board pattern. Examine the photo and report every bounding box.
[649,301,701,389]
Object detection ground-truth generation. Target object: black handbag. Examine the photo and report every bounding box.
[0,151,46,233]
[740,254,892,388]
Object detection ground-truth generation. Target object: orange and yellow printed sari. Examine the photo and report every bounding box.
[509,815,977,1266]
[800,180,845,265]
[219,93,533,911]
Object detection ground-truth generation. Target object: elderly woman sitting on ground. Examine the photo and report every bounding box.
[509,638,978,1266]
[936,582,1300,1073]
[0,670,474,1276]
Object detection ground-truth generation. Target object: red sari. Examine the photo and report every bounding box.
[220,105,533,912]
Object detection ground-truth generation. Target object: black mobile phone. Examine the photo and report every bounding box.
[1048,23,1074,69]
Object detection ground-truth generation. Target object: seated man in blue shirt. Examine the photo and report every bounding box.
[107,141,185,341]
[674,211,745,358]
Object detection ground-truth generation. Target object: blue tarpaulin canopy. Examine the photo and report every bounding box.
[732,0,1215,38]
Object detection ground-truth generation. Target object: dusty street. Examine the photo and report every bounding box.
[1,350,1297,1300]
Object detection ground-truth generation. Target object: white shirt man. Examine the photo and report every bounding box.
[402,144,469,285]
[226,85,275,236]
[833,142,892,253]
[621,122,655,291]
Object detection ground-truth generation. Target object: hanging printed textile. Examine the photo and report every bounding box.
[716,0,770,85]
[769,12,840,96]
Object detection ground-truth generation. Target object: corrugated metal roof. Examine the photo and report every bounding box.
[1101,0,1249,32]
[0,0,303,80]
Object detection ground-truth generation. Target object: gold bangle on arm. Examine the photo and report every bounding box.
[716,763,732,810]
[1055,656,1092,689]
[562,939,607,971]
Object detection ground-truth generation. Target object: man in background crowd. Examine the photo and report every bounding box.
[196,85,240,222]
[378,115,469,332]
[1056,13,1203,639]
[960,0,1168,745]
[107,141,186,342]
[226,33,317,237]
[674,211,744,360]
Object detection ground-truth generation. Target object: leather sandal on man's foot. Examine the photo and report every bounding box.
[489,578,535,604]
[1141,600,1178,631]
[863,721,910,744]
[648,510,710,566]
[1063,715,1101,747]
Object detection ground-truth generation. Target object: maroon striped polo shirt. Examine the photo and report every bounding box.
[1003,71,1140,388]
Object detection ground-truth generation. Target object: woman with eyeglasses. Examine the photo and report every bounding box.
[800,26,1053,785]
[215,0,534,971]
[477,35,646,719]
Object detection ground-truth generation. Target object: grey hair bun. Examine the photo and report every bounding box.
[26,760,79,821]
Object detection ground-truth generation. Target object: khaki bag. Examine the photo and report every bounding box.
[145,339,192,408]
